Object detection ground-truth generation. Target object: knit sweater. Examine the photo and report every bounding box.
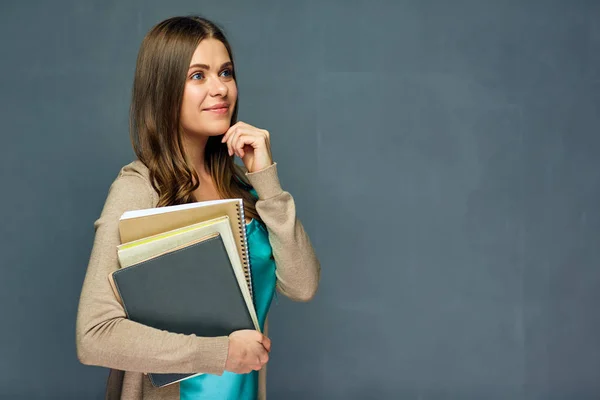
[75,160,321,400]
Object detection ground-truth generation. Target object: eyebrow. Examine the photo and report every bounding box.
[188,61,233,70]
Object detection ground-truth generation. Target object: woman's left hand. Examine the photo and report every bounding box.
[222,121,273,173]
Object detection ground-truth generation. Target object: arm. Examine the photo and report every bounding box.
[75,173,229,374]
[245,162,321,302]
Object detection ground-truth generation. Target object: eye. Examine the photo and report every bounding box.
[220,69,233,78]
[191,72,204,80]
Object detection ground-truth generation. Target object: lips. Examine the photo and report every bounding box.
[204,103,229,111]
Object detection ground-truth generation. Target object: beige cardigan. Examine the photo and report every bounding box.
[75,160,321,399]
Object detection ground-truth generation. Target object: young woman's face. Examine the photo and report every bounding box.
[180,38,238,139]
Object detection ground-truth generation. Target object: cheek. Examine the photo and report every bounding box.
[183,86,207,108]
[181,87,207,119]
[228,83,238,103]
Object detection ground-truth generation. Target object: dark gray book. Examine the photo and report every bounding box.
[109,233,254,387]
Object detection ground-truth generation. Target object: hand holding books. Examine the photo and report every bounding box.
[111,198,264,386]
[225,330,271,374]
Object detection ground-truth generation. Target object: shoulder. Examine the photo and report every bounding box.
[118,159,151,182]
[93,160,157,228]
[106,160,158,208]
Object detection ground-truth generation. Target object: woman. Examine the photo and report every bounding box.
[75,15,320,400]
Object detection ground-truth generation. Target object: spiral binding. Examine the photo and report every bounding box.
[236,200,254,300]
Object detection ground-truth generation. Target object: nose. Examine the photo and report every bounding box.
[208,76,227,97]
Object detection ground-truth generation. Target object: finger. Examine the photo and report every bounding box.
[226,127,240,156]
[257,348,269,364]
[228,128,253,157]
[261,129,270,144]
[256,344,268,363]
[222,121,241,143]
[224,125,244,154]
[250,330,264,341]
[255,331,268,344]
[233,133,247,158]
[221,125,233,144]
[231,132,244,158]
[251,364,262,371]
[234,133,256,159]
[247,341,266,361]
[262,336,271,352]
[263,130,272,159]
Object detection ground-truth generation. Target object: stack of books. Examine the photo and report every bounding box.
[108,199,259,387]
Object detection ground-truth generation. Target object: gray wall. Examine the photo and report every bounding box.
[1,1,600,399]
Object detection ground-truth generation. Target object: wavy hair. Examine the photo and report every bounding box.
[129,15,260,222]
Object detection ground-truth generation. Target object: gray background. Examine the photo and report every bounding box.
[1,0,599,399]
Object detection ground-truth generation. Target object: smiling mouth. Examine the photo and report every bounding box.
[204,106,229,115]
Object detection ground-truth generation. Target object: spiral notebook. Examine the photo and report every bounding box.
[109,232,256,387]
[115,215,259,331]
[118,198,253,298]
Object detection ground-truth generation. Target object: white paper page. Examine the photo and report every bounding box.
[120,198,240,220]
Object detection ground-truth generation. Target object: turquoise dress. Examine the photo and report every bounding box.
[180,193,277,400]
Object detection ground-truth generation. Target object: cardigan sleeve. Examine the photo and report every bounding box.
[245,162,321,302]
[75,171,230,374]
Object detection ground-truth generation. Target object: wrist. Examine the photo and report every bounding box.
[245,162,283,199]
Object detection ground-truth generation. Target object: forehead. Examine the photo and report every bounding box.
[189,38,231,66]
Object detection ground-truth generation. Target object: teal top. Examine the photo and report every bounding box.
[180,194,277,400]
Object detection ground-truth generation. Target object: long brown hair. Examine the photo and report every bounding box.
[129,15,261,222]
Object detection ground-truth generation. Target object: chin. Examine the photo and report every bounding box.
[188,120,231,137]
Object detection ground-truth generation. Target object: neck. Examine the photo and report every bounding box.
[183,134,210,179]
